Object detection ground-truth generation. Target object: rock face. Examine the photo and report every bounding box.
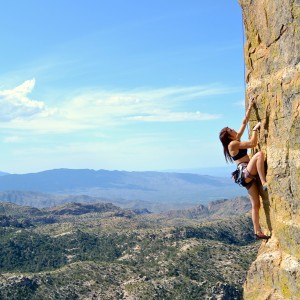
[238,0,300,299]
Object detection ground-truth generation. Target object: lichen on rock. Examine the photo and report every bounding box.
[238,0,300,299]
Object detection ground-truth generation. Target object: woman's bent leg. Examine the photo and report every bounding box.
[246,151,267,185]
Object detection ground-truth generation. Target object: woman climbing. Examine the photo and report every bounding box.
[219,98,270,240]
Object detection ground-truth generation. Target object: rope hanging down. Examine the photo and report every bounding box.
[241,12,251,139]
[241,12,259,157]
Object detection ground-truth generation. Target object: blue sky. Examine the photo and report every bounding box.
[0,1,248,174]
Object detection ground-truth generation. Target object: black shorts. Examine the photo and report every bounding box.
[237,163,256,190]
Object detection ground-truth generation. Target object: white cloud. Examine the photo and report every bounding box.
[63,85,226,124]
[0,79,53,121]
[0,81,232,133]
[126,111,220,122]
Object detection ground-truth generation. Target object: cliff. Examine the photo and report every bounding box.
[238,0,300,299]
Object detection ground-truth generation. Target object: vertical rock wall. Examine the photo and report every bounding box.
[238,0,300,299]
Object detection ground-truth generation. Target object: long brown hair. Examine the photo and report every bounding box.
[219,127,233,163]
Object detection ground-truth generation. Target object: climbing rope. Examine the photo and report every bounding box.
[241,11,251,139]
[241,10,257,158]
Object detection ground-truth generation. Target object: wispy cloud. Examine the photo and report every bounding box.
[234,100,246,107]
[62,85,228,125]
[126,111,220,122]
[0,80,233,133]
[2,135,24,143]
[0,79,55,122]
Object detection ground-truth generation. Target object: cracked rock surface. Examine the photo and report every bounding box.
[239,0,300,299]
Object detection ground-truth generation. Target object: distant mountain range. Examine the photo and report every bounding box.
[0,168,246,210]
[163,165,235,177]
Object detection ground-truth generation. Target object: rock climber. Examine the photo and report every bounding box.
[219,98,270,240]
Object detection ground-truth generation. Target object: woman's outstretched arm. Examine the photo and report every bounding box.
[238,122,261,149]
[236,98,255,140]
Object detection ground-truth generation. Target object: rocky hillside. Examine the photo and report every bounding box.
[164,196,251,219]
[0,199,258,299]
[239,0,300,299]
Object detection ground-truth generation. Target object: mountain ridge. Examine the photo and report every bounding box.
[0,168,246,208]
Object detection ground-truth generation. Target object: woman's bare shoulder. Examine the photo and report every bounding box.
[228,140,239,150]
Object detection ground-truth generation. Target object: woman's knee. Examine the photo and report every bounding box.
[256,151,264,160]
[252,202,260,210]
[248,187,260,209]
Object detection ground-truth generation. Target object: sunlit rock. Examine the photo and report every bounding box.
[239,0,300,298]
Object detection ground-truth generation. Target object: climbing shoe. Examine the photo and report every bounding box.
[262,183,268,192]
[255,232,271,240]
